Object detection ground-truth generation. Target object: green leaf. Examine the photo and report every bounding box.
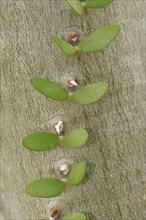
[63,129,88,148]
[65,0,84,16]
[67,162,86,186]
[61,212,86,220]
[86,0,113,8]
[25,178,65,198]
[30,78,68,101]
[71,82,108,105]
[22,132,60,151]
[79,24,121,52]
[53,37,76,56]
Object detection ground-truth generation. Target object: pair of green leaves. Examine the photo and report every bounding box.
[53,24,121,56]
[30,78,108,105]
[25,162,86,198]
[66,0,113,16]
[23,128,88,151]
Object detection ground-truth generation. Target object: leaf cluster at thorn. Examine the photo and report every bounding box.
[65,0,113,15]
[30,78,108,105]
[22,128,88,151]
[25,162,86,198]
[53,24,121,56]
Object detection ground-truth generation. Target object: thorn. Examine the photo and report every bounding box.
[60,164,69,176]
[68,32,78,42]
[70,80,78,86]
[66,79,78,88]
[49,206,61,219]
[54,159,72,177]
[54,120,64,135]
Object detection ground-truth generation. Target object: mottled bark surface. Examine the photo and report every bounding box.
[0,0,145,219]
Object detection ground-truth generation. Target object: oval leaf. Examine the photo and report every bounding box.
[79,24,121,52]
[67,162,86,186]
[71,82,108,105]
[53,37,76,56]
[61,212,86,220]
[65,0,84,16]
[22,132,60,151]
[86,0,113,8]
[25,178,65,198]
[63,129,88,148]
[30,78,68,101]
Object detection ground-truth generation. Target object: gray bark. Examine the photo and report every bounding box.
[0,0,145,219]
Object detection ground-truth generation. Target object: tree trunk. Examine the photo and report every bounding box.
[1,0,145,219]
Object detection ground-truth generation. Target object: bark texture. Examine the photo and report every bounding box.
[0,0,145,219]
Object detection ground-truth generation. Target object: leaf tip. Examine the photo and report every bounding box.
[113,23,121,32]
[30,78,36,86]
[52,36,57,42]
[29,79,33,85]
[104,81,109,89]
